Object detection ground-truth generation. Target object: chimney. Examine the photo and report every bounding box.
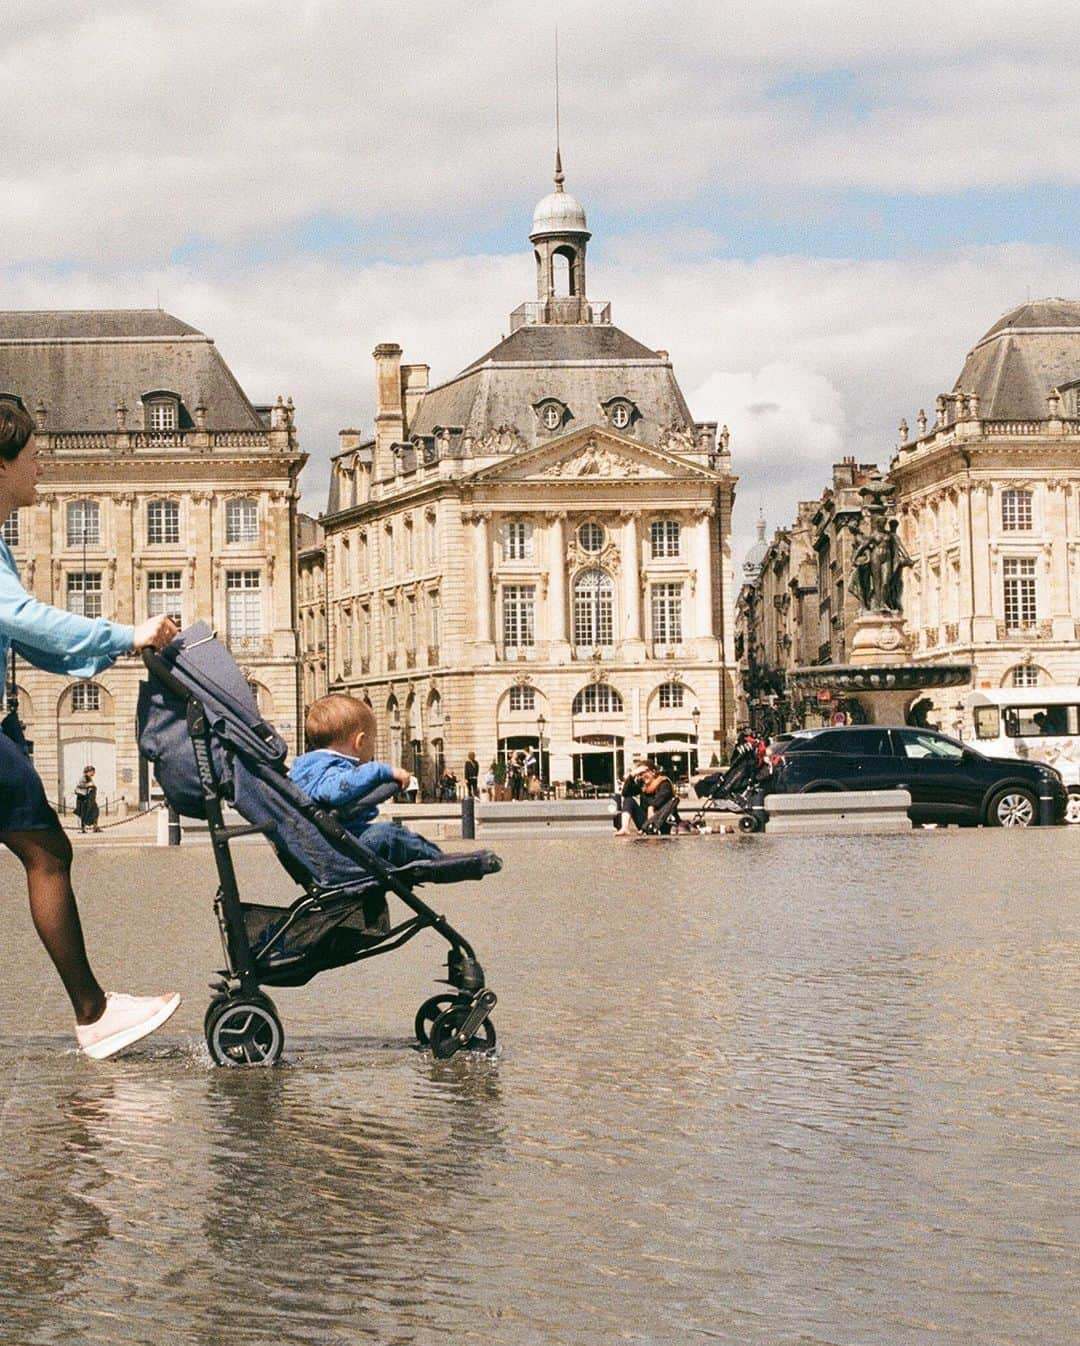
[402,363,430,432]
[372,343,404,478]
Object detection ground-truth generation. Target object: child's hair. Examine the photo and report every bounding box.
[0,397,36,461]
[304,693,376,750]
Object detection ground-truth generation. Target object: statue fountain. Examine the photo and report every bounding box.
[787,477,971,724]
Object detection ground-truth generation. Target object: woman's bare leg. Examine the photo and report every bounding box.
[1,827,106,1024]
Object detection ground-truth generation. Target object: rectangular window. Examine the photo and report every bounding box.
[359,605,370,662]
[226,499,258,544]
[66,500,100,547]
[147,570,183,624]
[407,594,417,650]
[429,591,441,649]
[502,584,535,648]
[651,582,683,644]
[658,681,684,709]
[650,519,681,558]
[426,513,437,565]
[405,519,414,571]
[386,599,398,651]
[1001,489,1033,531]
[67,572,102,619]
[1003,557,1037,628]
[147,500,180,545]
[1,510,18,546]
[509,685,536,711]
[225,569,261,639]
[1012,665,1040,688]
[71,682,101,712]
[147,401,177,431]
[504,521,532,560]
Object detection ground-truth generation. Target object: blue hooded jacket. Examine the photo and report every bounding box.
[288,750,398,831]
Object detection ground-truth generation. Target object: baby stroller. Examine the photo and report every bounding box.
[688,762,768,832]
[137,622,500,1066]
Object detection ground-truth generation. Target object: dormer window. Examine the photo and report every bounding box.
[534,398,569,433]
[141,390,182,440]
[601,397,638,431]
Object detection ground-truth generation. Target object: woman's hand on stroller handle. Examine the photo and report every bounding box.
[132,614,178,652]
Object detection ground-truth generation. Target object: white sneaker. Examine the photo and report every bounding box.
[76,992,182,1060]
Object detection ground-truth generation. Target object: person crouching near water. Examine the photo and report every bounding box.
[0,395,180,1058]
[289,694,444,867]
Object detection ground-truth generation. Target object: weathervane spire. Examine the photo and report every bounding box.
[553,26,564,192]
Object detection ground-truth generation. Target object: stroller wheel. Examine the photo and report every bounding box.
[206,995,284,1067]
[414,993,461,1047]
[738,814,762,833]
[429,1003,497,1060]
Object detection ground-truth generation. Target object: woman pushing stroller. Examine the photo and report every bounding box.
[0,396,180,1058]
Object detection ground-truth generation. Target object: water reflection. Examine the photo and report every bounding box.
[0,830,1077,1345]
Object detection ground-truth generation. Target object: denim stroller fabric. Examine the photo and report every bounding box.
[137,622,395,890]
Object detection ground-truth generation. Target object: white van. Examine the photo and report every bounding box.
[963,687,1080,823]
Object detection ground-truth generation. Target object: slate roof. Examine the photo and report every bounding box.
[953,298,1080,419]
[0,309,264,431]
[409,322,696,451]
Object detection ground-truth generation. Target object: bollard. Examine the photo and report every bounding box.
[1038,791,1055,827]
[168,805,181,846]
[461,794,475,840]
[156,807,169,846]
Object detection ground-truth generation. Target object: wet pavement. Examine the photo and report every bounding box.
[0,829,1077,1345]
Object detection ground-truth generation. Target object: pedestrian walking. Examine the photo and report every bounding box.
[74,765,100,832]
[0,395,180,1058]
[464,751,479,798]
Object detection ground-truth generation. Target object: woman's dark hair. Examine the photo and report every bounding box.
[0,397,35,461]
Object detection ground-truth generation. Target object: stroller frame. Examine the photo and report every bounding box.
[688,770,767,833]
[145,647,498,1065]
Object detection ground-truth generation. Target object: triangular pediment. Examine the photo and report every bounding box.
[464,426,717,486]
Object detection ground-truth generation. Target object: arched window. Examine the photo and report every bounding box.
[573,683,623,715]
[1004,664,1046,688]
[573,567,614,647]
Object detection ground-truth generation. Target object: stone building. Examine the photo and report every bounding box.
[891,299,1080,716]
[735,459,883,730]
[298,513,328,711]
[317,161,739,792]
[0,309,305,810]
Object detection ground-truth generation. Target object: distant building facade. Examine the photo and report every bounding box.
[0,310,305,810]
[315,162,739,792]
[735,459,882,731]
[891,299,1080,718]
[298,513,328,712]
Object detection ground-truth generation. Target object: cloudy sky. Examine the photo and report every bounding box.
[5,0,1080,566]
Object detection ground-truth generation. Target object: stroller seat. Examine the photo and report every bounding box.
[137,622,500,1065]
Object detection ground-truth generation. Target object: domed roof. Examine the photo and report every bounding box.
[531,188,589,239]
[975,298,1080,346]
[742,516,769,579]
[952,297,1080,420]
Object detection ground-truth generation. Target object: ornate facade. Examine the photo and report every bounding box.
[891,300,1080,720]
[298,513,328,710]
[316,163,739,792]
[735,459,882,731]
[0,310,305,810]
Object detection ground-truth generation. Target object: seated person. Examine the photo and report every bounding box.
[290,694,442,868]
[613,762,649,835]
[639,763,689,833]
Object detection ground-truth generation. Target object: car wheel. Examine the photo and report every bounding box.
[985,786,1037,827]
[1065,793,1080,825]
[799,780,844,793]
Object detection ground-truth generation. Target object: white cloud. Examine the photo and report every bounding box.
[2,2,1080,264]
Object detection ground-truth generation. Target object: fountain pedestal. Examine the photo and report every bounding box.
[788,613,971,725]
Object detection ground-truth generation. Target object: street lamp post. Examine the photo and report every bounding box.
[691,705,701,772]
[536,712,547,784]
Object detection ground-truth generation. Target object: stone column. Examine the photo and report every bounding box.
[548,512,567,648]
[968,482,995,642]
[1046,481,1073,638]
[473,512,492,643]
[693,509,714,640]
[621,512,640,638]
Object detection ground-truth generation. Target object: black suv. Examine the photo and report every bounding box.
[770,725,1068,827]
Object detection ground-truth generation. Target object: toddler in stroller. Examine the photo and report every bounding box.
[138,623,502,1066]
